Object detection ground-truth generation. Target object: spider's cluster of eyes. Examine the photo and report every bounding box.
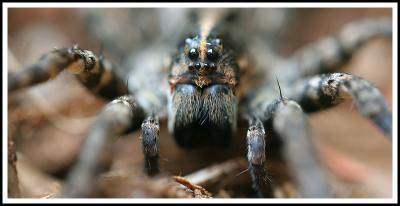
[185,36,222,71]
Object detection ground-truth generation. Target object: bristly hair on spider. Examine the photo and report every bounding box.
[275,75,283,101]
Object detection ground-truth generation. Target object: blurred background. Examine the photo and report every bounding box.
[7,7,393,198]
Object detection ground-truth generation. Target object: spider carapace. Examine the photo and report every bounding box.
[168,14,241,148]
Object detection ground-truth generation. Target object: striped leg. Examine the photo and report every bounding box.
[8,45,127,100]
[141,115,160,176]
[63,95,145,197]
[287,73,392,140]
[272,17,392,82]
[246,116,273,198]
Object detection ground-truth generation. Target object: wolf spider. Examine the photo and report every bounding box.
[8,8,393,198]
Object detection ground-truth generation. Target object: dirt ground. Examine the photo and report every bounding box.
[7,7,394,199]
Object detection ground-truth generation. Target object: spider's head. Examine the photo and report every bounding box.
[184,35,221,77]
[168,33,240,148]
[169,33,239,89]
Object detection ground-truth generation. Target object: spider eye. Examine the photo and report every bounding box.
[204,63,210,70]
[195,62,201,70]
[188,48,199,60]
[188,63,195,70]
[207,48,219,61]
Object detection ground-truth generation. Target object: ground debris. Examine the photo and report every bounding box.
[171,176,212,198]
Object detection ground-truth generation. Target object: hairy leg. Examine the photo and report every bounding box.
[287,73,392,139]
[8,45,127,99]
[271,99,332,197]
[63,95,145,197]
[246,116,273,198]
[246,97,332,197]
[244,84,333,198]
[247,72,392,140]
[244,71,392,196]
[141,115,160,176]
[271,17,392,83]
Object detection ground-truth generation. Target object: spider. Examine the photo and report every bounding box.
[7,7,393,198]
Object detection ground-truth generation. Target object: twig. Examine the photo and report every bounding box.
[172,176,212,198]
[183,158,249,190]
[96,171,212,198]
